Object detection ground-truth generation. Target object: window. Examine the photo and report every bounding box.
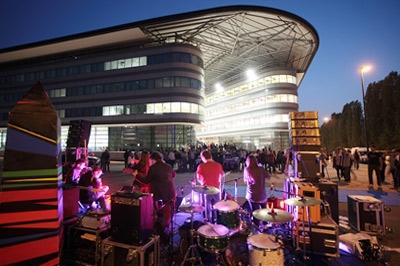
[181,102,191,113]
[104,62,111,70]
[131,57,139,67]
[154,103,163,114]
[162,103,171,113]
[102,105,124,116]
[139,57,147,66]
[57,109,65,118]
[49,88,66,98]
[171,102,180,112]
[191,103,199,114]
[146,103,155,114]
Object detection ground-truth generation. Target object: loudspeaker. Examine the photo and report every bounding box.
[111,192,154,245]
[318,180,339,223]
[66,120,92,147]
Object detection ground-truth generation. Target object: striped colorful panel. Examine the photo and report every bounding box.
[0,82,62,266]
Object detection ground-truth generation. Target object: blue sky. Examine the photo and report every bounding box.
[1,0,399,120]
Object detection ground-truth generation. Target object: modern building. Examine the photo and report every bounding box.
[0,5,318,151]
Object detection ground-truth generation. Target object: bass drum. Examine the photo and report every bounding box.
[223,231,249,266]
[248,233,284,266]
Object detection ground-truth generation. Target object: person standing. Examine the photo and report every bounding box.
[368,147,383,191]
[243,154,269,212]
[393,150,400,191]
[100,148,110,172]
[319,150,328,178]
[196,149,225,219]
[132,151,151,193]
[143,152,176,241]
[353,149,360,170]
[342,149,352,182]
[196,149,224,189]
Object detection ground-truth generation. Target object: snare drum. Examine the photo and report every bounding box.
[197,224,229,253]
[213,200,240,229]
[247,233,284,266]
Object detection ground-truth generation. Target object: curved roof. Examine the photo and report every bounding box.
[0,5,318,87]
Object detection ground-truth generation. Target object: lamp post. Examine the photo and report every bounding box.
[360,65,372,154]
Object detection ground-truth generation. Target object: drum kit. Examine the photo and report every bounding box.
[178,185,322,265]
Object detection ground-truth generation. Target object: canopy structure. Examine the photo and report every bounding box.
[0,6,318,89]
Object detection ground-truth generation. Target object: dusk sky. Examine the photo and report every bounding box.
[1,0,399,121]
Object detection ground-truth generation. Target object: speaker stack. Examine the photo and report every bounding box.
[66,120,92,148]
[289,111,321,179]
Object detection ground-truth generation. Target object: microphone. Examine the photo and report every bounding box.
[270,183,275,191]
[180,186,184,196]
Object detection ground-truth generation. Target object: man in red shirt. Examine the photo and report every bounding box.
[196,149,224,189]
[195,150,224,220]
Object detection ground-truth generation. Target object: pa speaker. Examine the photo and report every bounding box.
[66,120,91,147]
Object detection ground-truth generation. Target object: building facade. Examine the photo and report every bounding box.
[0,6,318,151]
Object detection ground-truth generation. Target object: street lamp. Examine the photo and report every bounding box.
[360,65,372,154]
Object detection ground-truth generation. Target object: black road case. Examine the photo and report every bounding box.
[101,235,160,266]
[347,195,385,235]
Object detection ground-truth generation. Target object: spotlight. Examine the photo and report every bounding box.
[214,82,224,93]
[246,69,257,81]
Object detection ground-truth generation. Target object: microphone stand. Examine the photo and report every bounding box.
[224,176,242,201]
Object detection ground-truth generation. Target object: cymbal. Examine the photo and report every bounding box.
[253,209,293,223]
[284,196,322,207]
[179,204,204,213]
[193,185,220,195]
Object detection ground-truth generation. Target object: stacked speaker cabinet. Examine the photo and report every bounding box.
[289,111,321,179]
[66,120,92,148]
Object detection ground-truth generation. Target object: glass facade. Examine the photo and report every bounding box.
[198,72,298,150]
[108,125,195,150]
[206,74,297,105]
[0,51,203,86]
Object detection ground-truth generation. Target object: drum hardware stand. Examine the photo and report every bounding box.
[180,209,204,266]
[296,198,312,262]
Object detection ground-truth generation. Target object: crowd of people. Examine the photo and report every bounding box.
[123,144,288,175]
[327,147,400,192]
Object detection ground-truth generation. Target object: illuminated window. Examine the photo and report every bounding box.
[154,103,163,114]
[132,58,140,67]
[191,103,199,114]
[162,103,171,113]
[146,103,155,114]
[105,56,147,71]
[171,102,180,112]
[181,102,191,113]
[139,57,147,66]
[49,88,66,98]
[102,105,124,116]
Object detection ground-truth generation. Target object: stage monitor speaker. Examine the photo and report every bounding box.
[66,120,92,148]
[318,180,339,223]
[111,192,154,245]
